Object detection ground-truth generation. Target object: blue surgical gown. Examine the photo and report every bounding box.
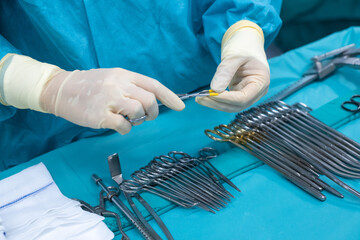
[0,0,282,169]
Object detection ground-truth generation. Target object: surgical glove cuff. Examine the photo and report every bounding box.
[222,20,264,48]
[220,20,268,71]
[0,54,63,112]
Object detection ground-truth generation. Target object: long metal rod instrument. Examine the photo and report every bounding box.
[245,108,360,177]
[242,121,360,196]
[248,103,360,182]
[205,101,360,201]
[210,125,330,200]
[125,192,174,240]
[268,106,360,165]
[266,43,360,102]
[225,122,341,195]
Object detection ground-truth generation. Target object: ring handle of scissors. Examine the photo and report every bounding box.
[204,129,230,142]
[341,101,360,113]
[342,94,360,112]
[204,125,240,142]
[351,94,360,102]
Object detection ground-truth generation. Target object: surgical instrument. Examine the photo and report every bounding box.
[74,194,130,240]
[108,153,174,240]
[175,89,219,101]
[92,149,236,240]
[267,44,360,102]
[129,90,219,124]
[205,101,360,201]
[92,174,156,240]
[119,148,239,213]
[342,94,360,113]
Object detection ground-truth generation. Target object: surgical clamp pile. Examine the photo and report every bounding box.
[119,148,240,213]
[267,43,360,102]
[205,101,360,201]
[88,148,238,240]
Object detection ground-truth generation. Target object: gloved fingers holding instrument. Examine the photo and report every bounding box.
[196,20,270,112]
[0,54,185,134]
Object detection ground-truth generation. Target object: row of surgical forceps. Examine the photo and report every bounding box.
[119,148,239,213]
[79,148,238,240]
[205,101,360,201]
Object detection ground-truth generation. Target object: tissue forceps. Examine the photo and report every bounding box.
[129,90,219,124]
[342,95,360,113]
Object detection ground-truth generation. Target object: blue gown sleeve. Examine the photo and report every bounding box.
[0,34,21,60]
[0,35,21,121]
[202,0,282,63]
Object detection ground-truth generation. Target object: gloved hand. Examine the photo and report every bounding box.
[196,20,270,112]
[0,54,184,134]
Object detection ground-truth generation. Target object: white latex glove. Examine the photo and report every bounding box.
[0,54,184,134]
[196,20,270,112]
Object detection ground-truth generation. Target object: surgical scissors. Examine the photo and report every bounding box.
[342,94,360,113]
[129,90,219,124]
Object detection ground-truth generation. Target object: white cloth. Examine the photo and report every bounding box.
[0,217,5,240]
[0,163,114,240]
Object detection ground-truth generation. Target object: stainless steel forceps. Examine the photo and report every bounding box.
[129,90,218,124]
[176,89,218,101]
[205,101,360,201]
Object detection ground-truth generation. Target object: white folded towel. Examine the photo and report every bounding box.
[0,163,114,240]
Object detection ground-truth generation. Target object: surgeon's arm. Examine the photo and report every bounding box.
[196,0,282,112]
[0,35,22,59]
[0,39,184,135]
